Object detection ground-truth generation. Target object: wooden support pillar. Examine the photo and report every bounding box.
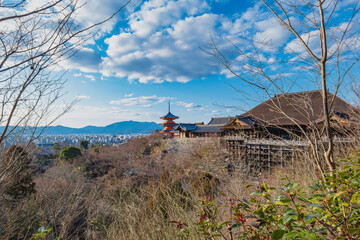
[245,143,248,170]
[291,147,295,172]
[268,145,271,174]
[258,145,261,172]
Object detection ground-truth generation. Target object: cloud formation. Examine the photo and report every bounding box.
[110,95,173,107]
[76,95,91,99]
[175,101,202,109]
[100,0,221,83]
[84,74,96,82]
[59,0,307,83]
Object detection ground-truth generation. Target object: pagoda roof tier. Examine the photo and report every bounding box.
[160,122,178,126]
[160,111,179,119]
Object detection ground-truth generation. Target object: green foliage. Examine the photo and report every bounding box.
[80,140,89,150]
[93,147,100,153]
[176,151,360,239]
[31,227,59,240]
[90,143,100,153]
[1,146,35,201]
[59,146,82,163]
[52,142,61,154]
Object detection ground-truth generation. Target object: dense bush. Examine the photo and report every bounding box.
[59,146,82,163]
[191,172,220,197]
[80,140,89,150]
[175,151,360,239]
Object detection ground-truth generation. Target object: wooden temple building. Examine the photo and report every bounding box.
[175,117,232,138]
[162,91,355,171]
[221,90,355,171]
[161,90,354,140]
[220,90,354,140]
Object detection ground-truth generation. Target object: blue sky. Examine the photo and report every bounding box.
[52,0,359,127]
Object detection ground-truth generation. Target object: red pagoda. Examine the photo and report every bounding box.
[160,102,179,138]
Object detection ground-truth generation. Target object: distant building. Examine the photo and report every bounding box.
[160,102,179,138]
[175,117,233,138]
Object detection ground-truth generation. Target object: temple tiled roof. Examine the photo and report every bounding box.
[236,116,263,127]
[176,123,197,131]
[207,117,233,126]
[193,125,221,133]
[160,112,179,119]
[220,115,263,130]
[243,90,353,126]
[161,122,178,126]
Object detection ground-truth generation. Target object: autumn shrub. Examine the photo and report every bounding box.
[3,135,349,239]
[175,150,360,239]
[191,171,220,197]
[0,137,238,239]
[0,146,36,202]
[146,170,193,219]
[0,163,93,239]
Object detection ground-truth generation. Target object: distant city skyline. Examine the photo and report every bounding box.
[49,0,356,127]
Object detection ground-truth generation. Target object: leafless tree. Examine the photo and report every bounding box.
[0,0,131,192]
[207,0,360,177]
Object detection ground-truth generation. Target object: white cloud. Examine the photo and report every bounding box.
[73,73,82,77]
[128,0,210,38]
[84,74,96,82]
[74,0,143,36]
[110,95,173,107]
[96,0,293,83]
[228,3,263,35]
[99,0,222,83]
[175,101,202,109]
[60,47,102,73]
[76,95,91,99]
[125,93,134,97]
[105,33,140,56]
[54,0,359,85]
[205,109,222,116]
[175,101,206,112]
[285,30,320,54]
[254,18,290,48]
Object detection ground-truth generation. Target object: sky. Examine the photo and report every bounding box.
[41,0,359,127]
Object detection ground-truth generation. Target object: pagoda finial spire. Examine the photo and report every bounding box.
[168,101,171,112]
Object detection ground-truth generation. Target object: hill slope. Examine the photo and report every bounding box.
[0,121,163,135]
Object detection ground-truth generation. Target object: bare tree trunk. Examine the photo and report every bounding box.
[318,0,335,173]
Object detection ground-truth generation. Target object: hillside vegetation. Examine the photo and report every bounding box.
[0,134,358,239]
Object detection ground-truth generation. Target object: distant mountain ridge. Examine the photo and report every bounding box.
[0,121,163,135]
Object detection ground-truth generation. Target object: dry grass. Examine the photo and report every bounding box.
[0,134,358,239]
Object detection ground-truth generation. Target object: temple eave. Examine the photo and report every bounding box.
[160,117,179,120]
